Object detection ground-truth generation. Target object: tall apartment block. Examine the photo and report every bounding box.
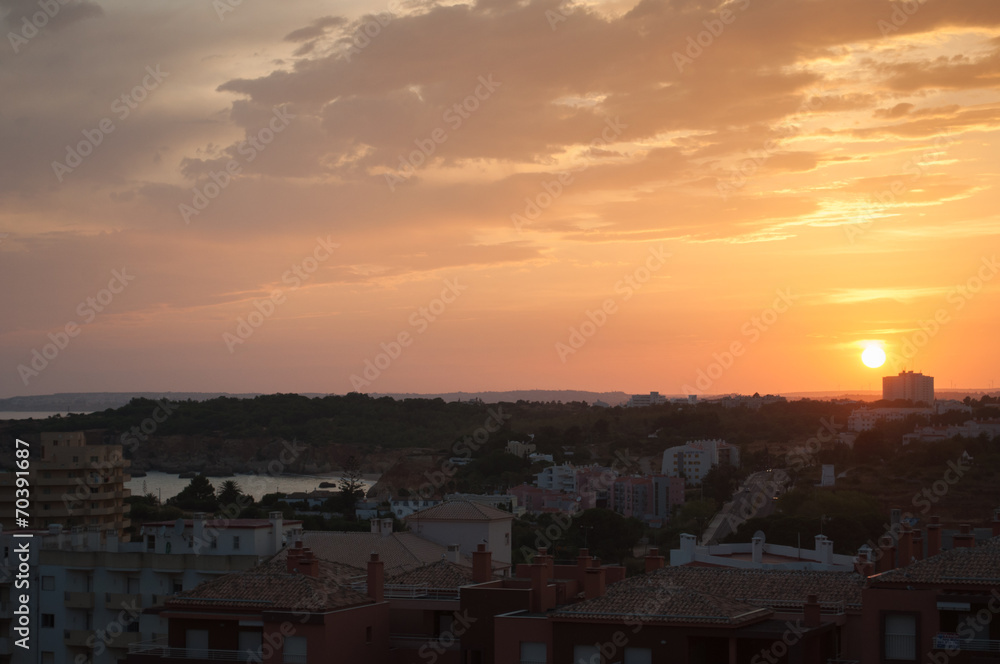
[0,431,131,540]
[883,370,935,404]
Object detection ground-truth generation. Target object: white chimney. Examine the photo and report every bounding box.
[447,544,461,564]
[679,533,697,564]
[751,535,764,564]
[269,512,283,554]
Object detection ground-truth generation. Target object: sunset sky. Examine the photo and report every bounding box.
[2,0,999,398]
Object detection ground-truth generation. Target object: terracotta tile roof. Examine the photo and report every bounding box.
[556,578,771,626]
[871,537,1000,587]
[386,559,481,588]
[650,566,864,608]
[406,500,514,522]
[167,558,370,612]
[281,531,470,573]
[554,566,863,623]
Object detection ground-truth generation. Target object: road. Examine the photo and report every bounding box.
[700,469,787,545]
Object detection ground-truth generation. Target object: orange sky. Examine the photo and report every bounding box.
[2,0,999,397]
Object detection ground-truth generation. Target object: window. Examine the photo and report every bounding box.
[233,536,241,550]
[884,613,917,661]
[625,648,652,664]
[90,456,99,462]
[42,576,55,591]
[520,642,546,664]
[284,636,307,664]
[42,614,55,628]
[573,645,598,664]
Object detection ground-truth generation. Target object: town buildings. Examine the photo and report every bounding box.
[625,392,668,408]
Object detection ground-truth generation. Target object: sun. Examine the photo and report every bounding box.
[861,345,886,368]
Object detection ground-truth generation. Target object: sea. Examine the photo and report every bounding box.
[127,470,377,502]
[0,411,377,502]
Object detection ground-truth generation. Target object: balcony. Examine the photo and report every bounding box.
[128,641,257,661]
[933,633,1000,652]
[64,630,94,647]
[390,634,460,652]
[64,591,95,608]
[107,632,142,649]
[106,593,143,610]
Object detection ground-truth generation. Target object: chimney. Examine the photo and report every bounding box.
[370,518,380,534]
[192,513,206,549]
[897,525,913,567]
[927,516,942,557]
[530,563,547,613]
[854,546,874,577]
[447,544,462,564]
[803,594,821,628]
[645,547,665,573]
[269,512,283,554]
[380,517,393,536]
[536,547,554,579]
[751,535,763,564]
[584,567,606,599]
[294,547,319,577]
[890,508,901,528]
[814,535,832,565]
[367,553,384,602]
[953,523,975,549]
[876,536,896,573]
[472,544,492,583]
[679,533,697,564]
[993,508,1000,537]
[577,548,591,575]
[911,530,924,561]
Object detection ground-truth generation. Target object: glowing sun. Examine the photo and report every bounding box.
[862,345,886,368]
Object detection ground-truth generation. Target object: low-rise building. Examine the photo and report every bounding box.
[661,439,740,486]
[625,392,668,408]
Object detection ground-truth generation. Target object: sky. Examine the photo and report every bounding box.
[1,0,999,398]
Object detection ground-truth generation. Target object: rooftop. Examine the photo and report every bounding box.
[406,499,514,522]
[870,536,1000,588]
[277,530,470,573]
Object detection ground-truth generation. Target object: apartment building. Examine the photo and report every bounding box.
[883,370,935,404]
[0,432,131,539]
[661,439,740,486]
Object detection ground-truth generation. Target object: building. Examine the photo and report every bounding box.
[0,514,301,664]
[670,532,860,572]
[661,439,740,486]
[126,544,391,664]
[883,370,935,404]
[535,464,577,493]
[444,493,515,513]
[507,484,582,515]
[0,431,131,539]
[405,500,514,568]
[389,498,441,519]
[489,550,863,664]
[847,406,932,432]
[609,475,684,525]
[717,394,787,409]
[861,527,1000,663]
[504,440,536,458]
[625,392,667,408]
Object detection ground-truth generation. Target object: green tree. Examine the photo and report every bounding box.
[217,479,244,507]
[170,475,218,512]
[338,456,366,518]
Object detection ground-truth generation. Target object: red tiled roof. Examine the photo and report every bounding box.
[871,537,1000,587]
[406,500,514,522]
[386,559,489,588]
[650,566,864,608]
[557,579,771,626]
[166,558,369,612]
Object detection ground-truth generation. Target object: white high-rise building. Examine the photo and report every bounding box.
[661,439,740,486]
[883,371,934,404]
